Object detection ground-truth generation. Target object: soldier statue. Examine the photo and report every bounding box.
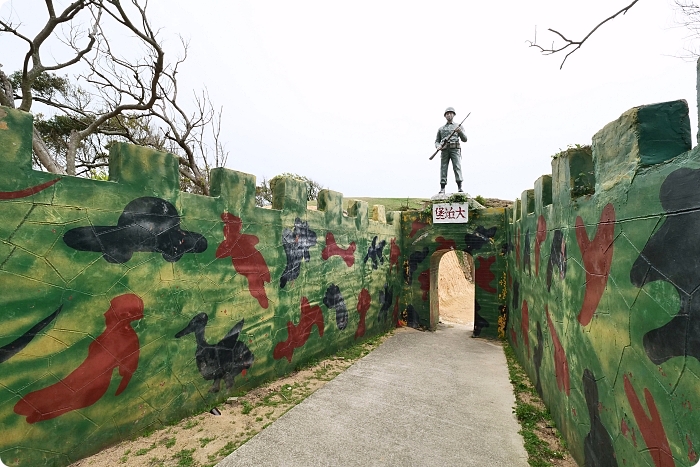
[435,107,467,194]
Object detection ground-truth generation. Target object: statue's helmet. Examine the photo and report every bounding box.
[444,107,456,116]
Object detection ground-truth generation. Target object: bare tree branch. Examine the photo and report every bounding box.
[528,0,641,68]
[2,0,227,190]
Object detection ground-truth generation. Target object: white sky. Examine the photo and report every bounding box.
[1,0,698,201]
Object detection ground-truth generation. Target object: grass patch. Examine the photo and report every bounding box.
[182,419,199,430]
[503,341,568,467]
[216,441,238,458]
[134,443,156,456]
[172,448,196,467]
[199,436,216,448]
[336,334,385,361]
[161,437,176,449]
[240,400,254,414]
[343,197,426,212]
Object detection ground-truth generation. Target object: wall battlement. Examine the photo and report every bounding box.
[0,105,413,467]
[0,105,507,466]
[507,99,700,466]
[11,91,695,467]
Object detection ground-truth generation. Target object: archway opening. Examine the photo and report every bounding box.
[429,250,475,330]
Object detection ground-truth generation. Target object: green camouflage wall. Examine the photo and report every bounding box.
[507,99,700,467]
[398,208,508,339]
[0,107,405,466]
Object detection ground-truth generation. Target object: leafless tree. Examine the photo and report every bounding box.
[0,0,226,194]
[528,0,641,68]
[673,0,700,57]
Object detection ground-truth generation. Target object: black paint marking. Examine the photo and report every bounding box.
[405,304,420,329]
[63,197,207,263]
[534,321,544,397]
[378,283,393,322]
[464,226,497,254]
[280,217,318,288]
[363,236,387,270]
[583,369,618,467]
[323,284,348,330]
[546,229,567,292]
[523,228,531,275]
[0,305,63,364]
[472,300,490,337]
[175,314,254,393]
[406,247,429,285]
[631,167,700,364]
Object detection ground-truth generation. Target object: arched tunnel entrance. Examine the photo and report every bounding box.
[429,250,475,330]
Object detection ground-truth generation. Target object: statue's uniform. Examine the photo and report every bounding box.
[435,122,467,187]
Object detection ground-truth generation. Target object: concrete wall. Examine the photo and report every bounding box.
[0,107,410,466]
[0,105,510,466]
[507,99,700,466]
[398,208,508,338]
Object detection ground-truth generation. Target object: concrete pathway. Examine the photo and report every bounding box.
[217,324,528,467]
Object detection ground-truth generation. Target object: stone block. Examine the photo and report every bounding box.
[593,100,691,193]
[108,143,180,199]
[210,167,257,215]
[534,175,553,214]
[0,106,33,176]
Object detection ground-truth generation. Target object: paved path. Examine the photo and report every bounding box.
[218,324,528,467]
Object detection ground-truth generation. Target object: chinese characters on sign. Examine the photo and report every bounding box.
[432,202,469,224]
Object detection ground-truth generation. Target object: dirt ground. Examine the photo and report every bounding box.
[70,332,398,467]
[438,251,474,326]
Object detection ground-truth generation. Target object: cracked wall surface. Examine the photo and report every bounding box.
[507,99,700,467]
[0,106,508,467]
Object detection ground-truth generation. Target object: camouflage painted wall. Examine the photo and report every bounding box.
[398,208,507,338]
[507,99,700,467]
[0,107,409,466]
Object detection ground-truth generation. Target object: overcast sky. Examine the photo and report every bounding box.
[1,0,697,201]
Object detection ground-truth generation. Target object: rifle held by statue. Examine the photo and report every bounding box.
[429,112,471,160]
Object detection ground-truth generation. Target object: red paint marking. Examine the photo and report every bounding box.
[623,374,674,467]
[409,220,428,238]
[546,306,570,395]
[355,289,371,339]
[435,236,457,251]
[0,178,60,200]
[535,215,547,276]
[14,294,143,423]
[273,297,324,363]
[621,418,630,437]
[475,256,497,294]
[216,213,271,309]
[515,226,521,268]
[521,300,530,356]
[575,203,615,326]
[688,435,698,463]
[389,238,401,273]
[418,269,430,301]
[510,327,518,346]
[321,231,356,267]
